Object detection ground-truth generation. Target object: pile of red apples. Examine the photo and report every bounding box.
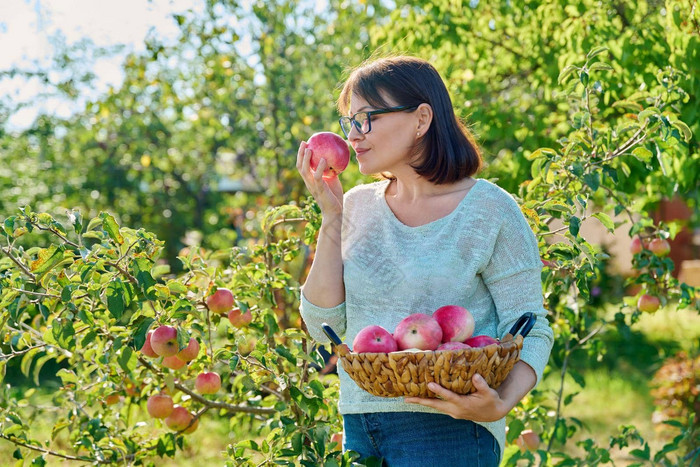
[138,287,250,432]
[352,305,498,353]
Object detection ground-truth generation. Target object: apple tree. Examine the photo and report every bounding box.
[0,204,365,465]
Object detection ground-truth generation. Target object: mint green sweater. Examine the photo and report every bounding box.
[300,178,554,457]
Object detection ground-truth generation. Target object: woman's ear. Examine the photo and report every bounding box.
[416,103,433,136]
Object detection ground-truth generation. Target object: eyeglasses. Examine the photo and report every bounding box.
[339,105,419,138]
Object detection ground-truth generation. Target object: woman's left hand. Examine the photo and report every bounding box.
[405,361,537,422]
[405,374,508,422]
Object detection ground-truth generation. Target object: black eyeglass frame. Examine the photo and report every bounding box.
[338,105,419,138]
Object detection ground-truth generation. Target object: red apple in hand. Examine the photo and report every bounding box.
[195,372,222,394]
[649,238,671,257]
[228,308,253,327]
[352,325,398,353]
[147,394,174,419]
[637,294,660,313]
[177,338,200,362]
[394,314,443,351]
[307,132,350,178]
[150,325,179,357]
[140,330,159,358]
[464,335,499,348]
[433,305,475,342]
[207,287,235,314]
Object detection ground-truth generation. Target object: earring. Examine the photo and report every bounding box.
[416,131,420,136]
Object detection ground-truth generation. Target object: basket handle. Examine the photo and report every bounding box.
[321,323,343,346]
[505,312,537,339]
[321,323,350,356]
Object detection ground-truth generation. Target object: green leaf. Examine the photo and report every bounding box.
[52,319,76,350]
[56,368,78,385]
[582,172,600,191]
[0,361,6,384]
[558,65,578,84]
[118,346,137,373]
[586,46,608,59]
[132,257,157,299]
[99,212,124,244]
[525,147,557,161]
[105,280,127,320]
[30,244,67,280]
[671,119,692,142]
[506,419,525,443]
[132,316,155,351]
[157,433,177,457]
[275,345,296,364]
[569,216,581,237]
[592,212,614,232]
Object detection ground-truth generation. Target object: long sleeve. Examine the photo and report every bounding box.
[479,197,553,386]
[299,289,346,342]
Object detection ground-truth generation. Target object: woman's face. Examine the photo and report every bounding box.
[345,92,421,176]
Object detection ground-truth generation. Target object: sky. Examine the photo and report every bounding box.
[0,0,205,131]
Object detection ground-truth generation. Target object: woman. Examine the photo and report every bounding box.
[297,55,553,466]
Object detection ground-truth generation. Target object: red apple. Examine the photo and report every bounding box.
[330,432,343,447]
[393,314,443,351]
[437,341,472,351]
[637,294,660,313]
[184,417,199,434]
[352,325,398,353]
[162,354,187,370]
[103,393,122,406]
[140,330,159,358]
[165,406,194,431]
[306,132,350,178]
[464,335,499,348]
[150,325,179,357]
[207,287,234,314]
[630,236,646,255]
[516,429,541,452]
[176,338,200,362]
[648,238,671,257]
[433,305,475,343]
[195,371,222,394]
[228,308,253,327]
[147,394,174,419]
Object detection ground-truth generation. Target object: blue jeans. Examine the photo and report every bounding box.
[343,412,501,467]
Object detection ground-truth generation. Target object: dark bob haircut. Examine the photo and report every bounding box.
[337,55,482,185]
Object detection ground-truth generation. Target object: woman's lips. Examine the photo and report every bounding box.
[355,148,369,157]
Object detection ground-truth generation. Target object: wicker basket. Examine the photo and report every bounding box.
[322,312,535,398]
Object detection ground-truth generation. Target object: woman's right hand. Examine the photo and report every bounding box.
[296,141,344,219]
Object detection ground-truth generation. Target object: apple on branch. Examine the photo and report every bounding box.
[228,307,253,327]
[195,372,222,394]
[162,354,187,370]
[176,338,200,362]
[139,330,159,358]
[147,394,174,419]
[207,287,235,314]
[637,294,661,313]
[393,314,443,351]
[150,325,179,357]
[648,238,671,257]
[306,132,350,178]
[165,406,197,433]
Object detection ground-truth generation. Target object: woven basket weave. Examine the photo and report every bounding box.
[322,312,535,399]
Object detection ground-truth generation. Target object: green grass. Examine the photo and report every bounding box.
[538,304,700,462]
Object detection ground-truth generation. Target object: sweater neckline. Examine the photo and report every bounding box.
[379,178,482,230]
